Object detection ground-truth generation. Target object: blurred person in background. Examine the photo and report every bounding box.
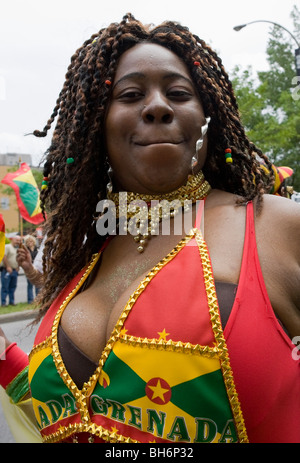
[23,235,41,303]
[0,235,21,307]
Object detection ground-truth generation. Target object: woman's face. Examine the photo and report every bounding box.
[105,43,207,194]
[26,238,34,248]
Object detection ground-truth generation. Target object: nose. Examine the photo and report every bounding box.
[142,91,174,124]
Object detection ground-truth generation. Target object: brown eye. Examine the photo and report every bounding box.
[167,89,192,100]
[118,90,144,101]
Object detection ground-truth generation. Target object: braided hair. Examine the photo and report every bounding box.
[34,13,273,318]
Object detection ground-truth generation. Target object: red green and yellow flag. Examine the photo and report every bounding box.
[0,214,5,262]
[1,162,44,224]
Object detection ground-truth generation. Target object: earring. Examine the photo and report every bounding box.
[106,160,113,195]
[191,117,211,172]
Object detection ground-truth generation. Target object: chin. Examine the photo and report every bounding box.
[139,173,190,194]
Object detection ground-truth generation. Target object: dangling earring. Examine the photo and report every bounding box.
[191,117,211,172]
[106,160,113,195]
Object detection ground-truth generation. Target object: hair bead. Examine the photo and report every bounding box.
[193,61,200,66]
[225,148,233,164]
[105,79,112,86]
[41,176,49,190]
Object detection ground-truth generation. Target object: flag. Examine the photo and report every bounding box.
[272,166,294,194]
[259,162,294,195]
[1,162,44,224]
[0,214,5,262]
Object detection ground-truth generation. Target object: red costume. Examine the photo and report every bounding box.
[1,202,299,443]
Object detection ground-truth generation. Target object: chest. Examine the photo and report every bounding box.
[60,209,247,364]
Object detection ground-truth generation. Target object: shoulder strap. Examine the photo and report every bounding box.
[194,199,205,233]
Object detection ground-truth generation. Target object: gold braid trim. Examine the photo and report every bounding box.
[118,333,219,358]
[36,228,248,443]
[42,422,139,444]
[80,232,195,399]
[29,337,51,362]
[50,253,101,426]
[195,230,249,444]
[42,234,194,443]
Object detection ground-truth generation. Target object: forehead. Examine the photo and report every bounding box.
[114,43,190,80]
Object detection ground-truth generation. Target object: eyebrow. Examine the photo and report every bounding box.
[113,71,193,89]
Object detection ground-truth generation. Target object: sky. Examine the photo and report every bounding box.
[0,0,298,166]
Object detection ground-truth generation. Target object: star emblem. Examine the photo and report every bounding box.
[145,377,172,405]
[157,328,170,341]
[111,426,119,436]
[120,328,128,337]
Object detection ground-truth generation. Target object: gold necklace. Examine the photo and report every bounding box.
[107,171,211,252]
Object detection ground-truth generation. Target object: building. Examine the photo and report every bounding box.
[0,153,32,166]
[0,153,33,232]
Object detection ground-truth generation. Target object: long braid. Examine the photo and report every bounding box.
[33,15,273,320]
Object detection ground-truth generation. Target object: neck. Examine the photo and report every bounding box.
[104,171,211,253]
[107,171,211,204]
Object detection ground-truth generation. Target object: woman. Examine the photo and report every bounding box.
[0,14,299,444]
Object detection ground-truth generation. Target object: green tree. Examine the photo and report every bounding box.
[231,5,300,191]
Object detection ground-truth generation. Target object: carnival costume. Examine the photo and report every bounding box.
[0,202,299,443]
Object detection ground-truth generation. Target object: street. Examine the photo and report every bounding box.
[0,309,39,443]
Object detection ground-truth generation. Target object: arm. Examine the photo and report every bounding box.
[0,326,11,352]
[2,254,12,274]
[16,246,43,288]
[0,328,41,442]
[0,326,30,402]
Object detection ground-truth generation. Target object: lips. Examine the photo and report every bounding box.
[134,139,183,146]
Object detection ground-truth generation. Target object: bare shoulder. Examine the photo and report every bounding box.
[260,193,300,221]
[257,194,300,257]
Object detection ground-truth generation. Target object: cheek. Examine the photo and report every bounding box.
[105,114,121,157]
[105,110,117,143]
[105,106,131,151]
[182,104,205,137]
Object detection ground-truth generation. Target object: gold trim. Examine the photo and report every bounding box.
[118,333,219,358]
[195,230,249,443]
[51,253,101,425]
[29,337,51,362]
[42,422,140,444]
[47,234,194,442]
[35,227,248,444]
[80,232,194,398]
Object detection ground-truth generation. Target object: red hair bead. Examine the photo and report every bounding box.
[194,61,200,66]
[105,80,112,86]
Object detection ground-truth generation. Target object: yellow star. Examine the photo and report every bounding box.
[157,328,170,341]
[120,328,128,337]
[148,379,169,402]
[111,426,119,435]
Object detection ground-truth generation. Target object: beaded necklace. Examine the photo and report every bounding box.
[107,171,211,252]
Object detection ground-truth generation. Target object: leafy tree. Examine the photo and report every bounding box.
[231,5,300,191]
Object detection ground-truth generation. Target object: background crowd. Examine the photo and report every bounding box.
[0,233,43,308]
